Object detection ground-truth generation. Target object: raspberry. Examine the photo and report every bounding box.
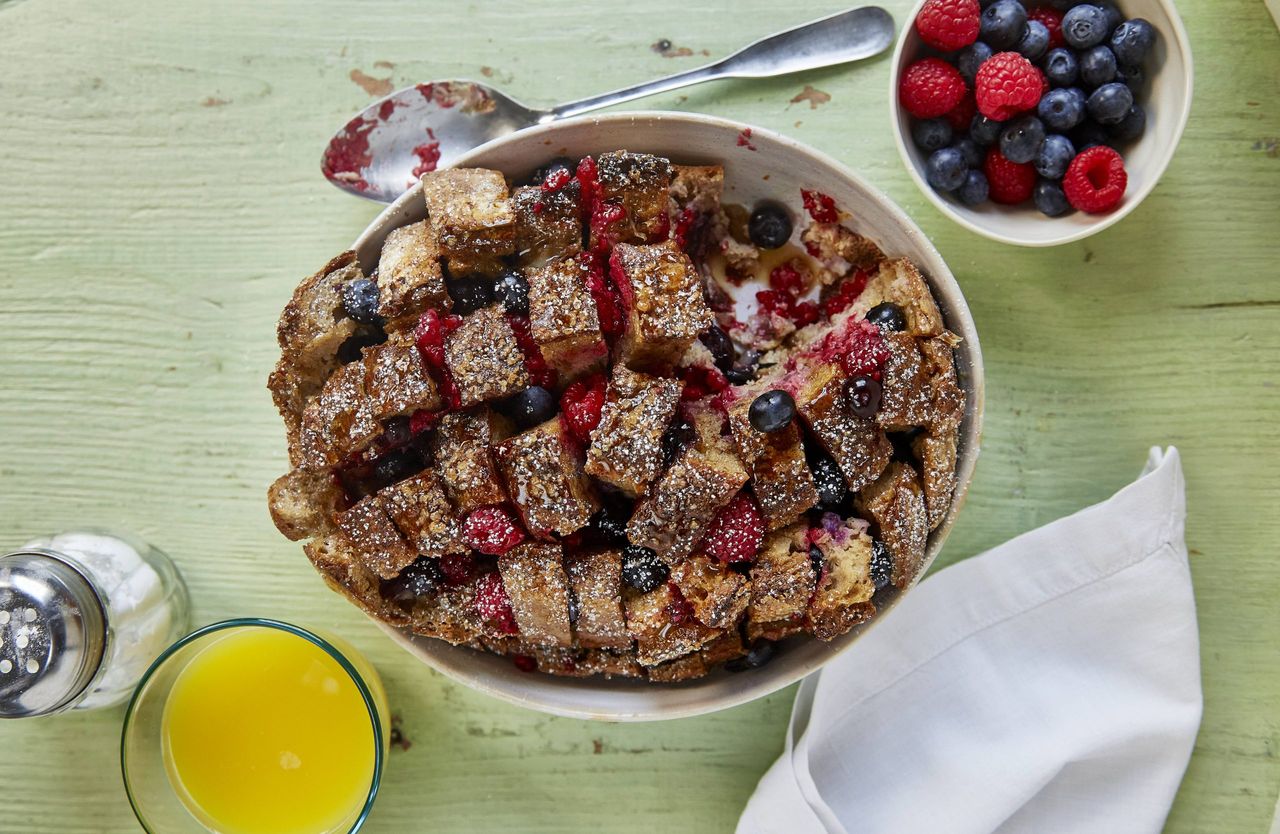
[768,259,807,295]
[914,0,980,51]
[414,308,460,368]
[898,58,968,119]
[944,92,977,133]
[837,319,891,379]
[1027,6,1065,49]
[983,147,1037,205]
[590,201,626,253]
[408,409,438,435]
[1063,146,1127,214]
[438,552,475,585]
[822,268,870,318]
[462,505,526,556]
[664,583,696,624]
[585,251,626,338]
[505,313,558,389]
[672,205,701,251]
[703,492,765,564]
[575,155,599,218]
[800,189,840,224]
[512,655,537,672]
[679,364,729,401]
[540,167,571,192]
[474,571,519,634]
[974,52,1042,121]
[756,286,819,328]
[560,373,606,443]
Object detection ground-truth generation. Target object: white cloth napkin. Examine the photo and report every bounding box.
[738,447,1200,834]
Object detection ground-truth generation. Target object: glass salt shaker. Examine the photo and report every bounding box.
[0,530,190,718]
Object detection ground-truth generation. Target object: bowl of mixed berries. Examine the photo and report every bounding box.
[890,0,1193,246]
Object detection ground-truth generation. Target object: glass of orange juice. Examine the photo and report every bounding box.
[121,619,389,834]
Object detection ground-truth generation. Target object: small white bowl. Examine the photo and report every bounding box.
[890,0,1194,247]
[352,112,985,721]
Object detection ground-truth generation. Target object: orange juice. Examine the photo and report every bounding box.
[161,627,386,834]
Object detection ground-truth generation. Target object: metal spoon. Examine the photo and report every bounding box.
[322,6,895,202]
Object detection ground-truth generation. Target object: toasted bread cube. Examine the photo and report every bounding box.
[499,542,573,647]
[876,332,932,431]
[727,397,818,529]
[669,164,724,217]
[494,419,598,538]
[304,533,395,622]
[267,467,342,541]
[376,221,449,320]
[298,361,379,469]
[855,462,928,590]
[403,578,486,646]
[805,515,877,641]
[801,222,884,276]
[527,258,608,382]
[669,556,749,630]
[564,549,630,649]
[363,336,440,421]
[512,183,583,267]
[443,305,530,407]
[276,251,363,367]
[335,493,417,580]
[856,258,943,337]
[429,407,511,513]
[921,335,966,434]
[624,584,720,667]
[647,632,745,682]
[747,524,814,638]
[610,241,713,371]
[503,644,643,678]
[626,435,747,563]
[591,151,674,249]
[584,365,683,496]
[794,361,891,493]
[914,430,957,532]
[420,168,516,260]
[381,470,465,559]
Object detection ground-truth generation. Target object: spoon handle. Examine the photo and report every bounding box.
[543,6,895,123]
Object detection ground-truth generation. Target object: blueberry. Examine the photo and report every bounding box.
[336,326,387,364]
[1071,119,1112,150]
[1097,2,1123,32]
[809,543,825,576]
[1048,0,1085,8]
[1016,20,1051,61]
[866,302,906,331]
[749,390,796,433]
[493,270,530,316]
[661,417,696,467]
[957,169,990,205]
[1038,87,1086,132]
[588,505,631,546]
[529,156,574,186]
[382,415,412,448]
[1110,19,1155,66]
[726,640,777,672]
[748,204,792,249]
[957,41,993,84]
[384,557,445,601]
[725,364,756,385]
[507,385,556,429]
[1087,82,1134,124]
[1035,134,1076,179]
[980,0,1028,50]
[926,147,968,192]
[870,540,893,590]
[952,138,982,169]
[999,115,1046,165]
[1107,104,1146,143]
[1042,48,1079,87]
[1115,62,1145,90]
[1034,179,1072,216]
[621,545,669,592]
[1079,45,1117,88]
[698,325,735,371]
[847,375,883,419]
[567,588,580,625]
[810,455,847,509]
[342,278,381,325]
[372,448,424,489]
[970,114,1004,147]
[1062,4,1109,49]
[911,118,953,153]
[445,275,495,315]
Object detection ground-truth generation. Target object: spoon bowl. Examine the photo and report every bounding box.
[322,6,895,202]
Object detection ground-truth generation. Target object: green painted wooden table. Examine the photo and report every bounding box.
[2,0,1277,831]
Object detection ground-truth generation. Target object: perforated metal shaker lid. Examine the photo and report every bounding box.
[0,550,107,718]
